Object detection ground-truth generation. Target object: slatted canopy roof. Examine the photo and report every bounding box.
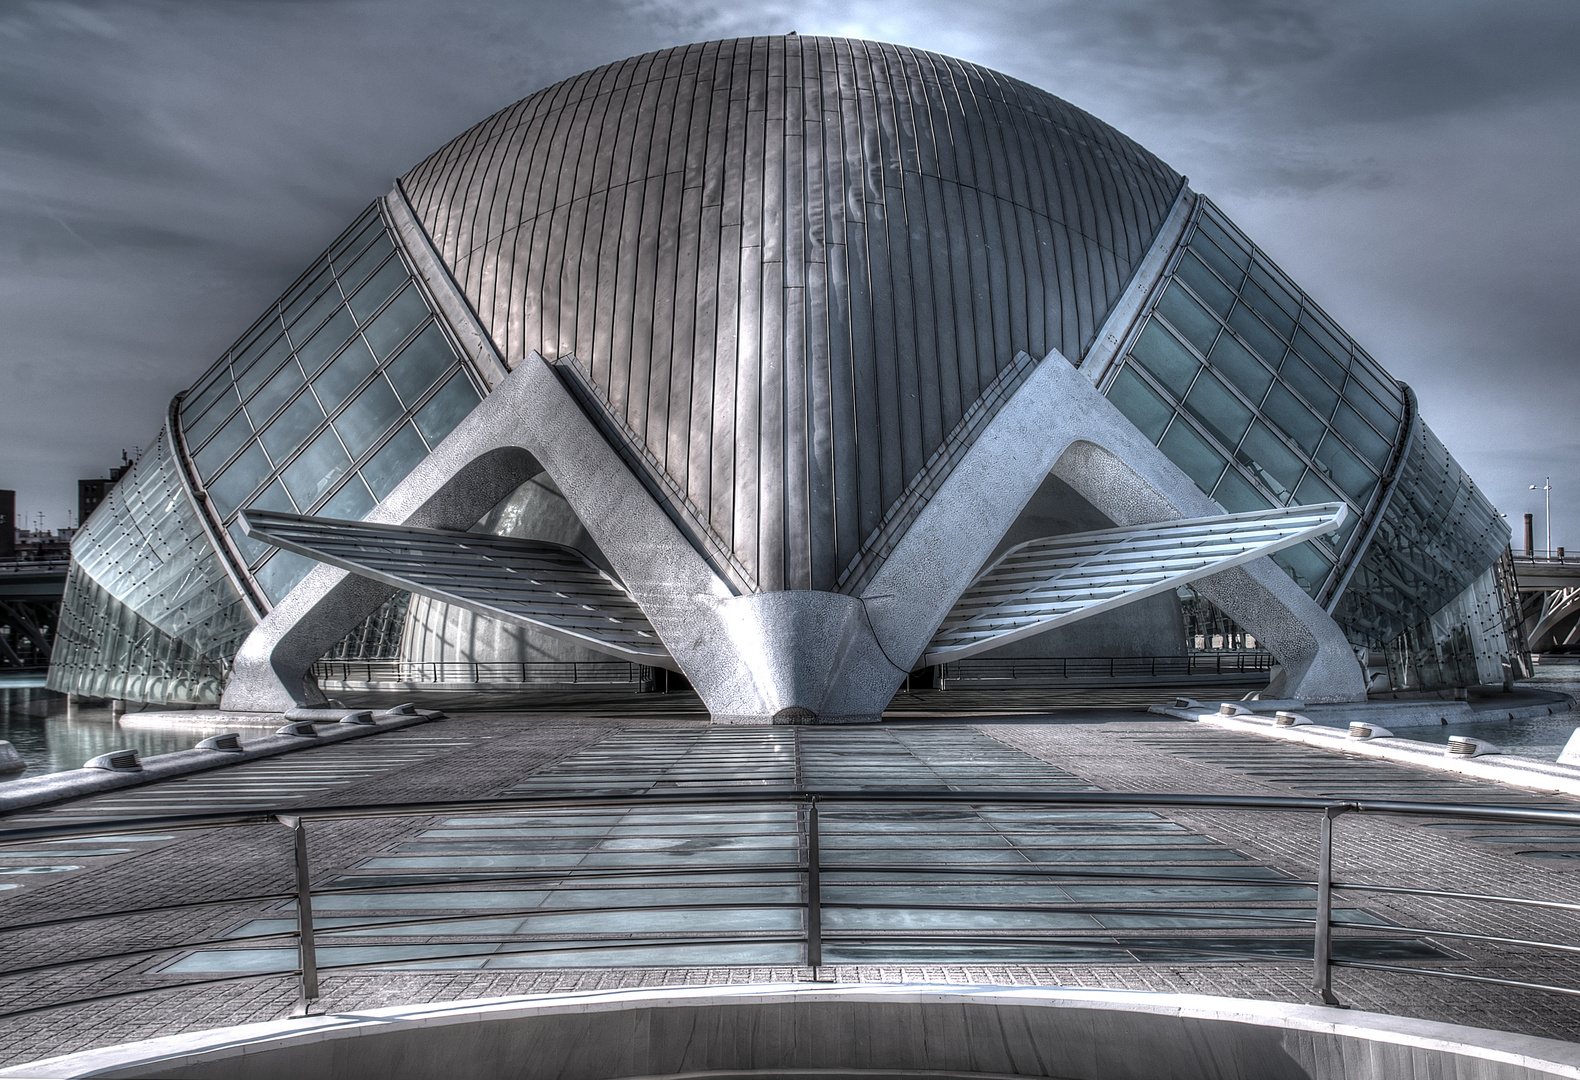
[240,509,667,662]
[925,503,1348,663]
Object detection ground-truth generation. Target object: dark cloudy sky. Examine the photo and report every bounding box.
[2,0,1576,550]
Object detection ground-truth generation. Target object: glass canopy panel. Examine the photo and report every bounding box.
[238,509,667,661]
[926,503,1347,662]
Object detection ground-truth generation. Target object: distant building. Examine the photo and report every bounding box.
[0,491,12,559]
[49,37,1521,713]
[78,455,132,529]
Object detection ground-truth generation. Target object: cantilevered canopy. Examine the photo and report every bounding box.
[925,503,1347,664]
[240,509,668,662]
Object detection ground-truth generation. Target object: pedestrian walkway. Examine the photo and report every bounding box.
[1,706,1578,1066]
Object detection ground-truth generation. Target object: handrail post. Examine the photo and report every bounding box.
[1314,806,1343,1006]
[805,795,822,974]
[278,814,319,1015]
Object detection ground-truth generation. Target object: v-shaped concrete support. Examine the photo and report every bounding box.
[225,346,1364,718]
[221,355,902,720]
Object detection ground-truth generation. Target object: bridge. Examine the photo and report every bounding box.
[1512,552,1580,653]
[0,558,67,670]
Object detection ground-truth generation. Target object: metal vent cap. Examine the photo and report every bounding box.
[85,749,142,772]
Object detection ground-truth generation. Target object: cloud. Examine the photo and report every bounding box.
[0,0,1576,546]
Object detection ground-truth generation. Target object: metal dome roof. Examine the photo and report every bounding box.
[400,36,1183,594]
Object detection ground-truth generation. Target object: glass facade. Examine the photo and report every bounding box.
[51,199,480,704]
[1103,197,1514,689]
[1333,417,1513,687]
[176,202,481,605]
[46,426,255,703]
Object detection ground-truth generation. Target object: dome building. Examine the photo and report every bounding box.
[48,37,1520,721]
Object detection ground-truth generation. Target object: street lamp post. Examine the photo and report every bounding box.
[1531,478,1552,556]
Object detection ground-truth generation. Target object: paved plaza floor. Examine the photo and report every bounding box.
[2,693,1579,1065]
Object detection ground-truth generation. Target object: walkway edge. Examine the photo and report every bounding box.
[0,714,435,815]
[1193,712,1580,798]
[5,984,1579,1079]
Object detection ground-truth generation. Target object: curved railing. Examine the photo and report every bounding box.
[1,789,1578,1019]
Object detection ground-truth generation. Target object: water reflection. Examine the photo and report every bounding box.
[0,684,203,780]
[1394,662,1580,761]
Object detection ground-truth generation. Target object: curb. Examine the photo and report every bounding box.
[0,713,436,815]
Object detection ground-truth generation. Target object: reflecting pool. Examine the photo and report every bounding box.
[0,682,203,780]
[1393,663,1580,761]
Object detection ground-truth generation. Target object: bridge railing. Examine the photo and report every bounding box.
[1,790,1577,1020]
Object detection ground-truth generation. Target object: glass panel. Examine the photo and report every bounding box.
[1188,235,1243,290]
[1174,252,1233,317]
[255,551,317,605]
[281,427,352,509]
[1347,361,1403,418]
[332,212,383,266]
[1343,378,1397,439]
[183,387,239,448]
[386,324,457,405]
[1197,217,1248,268]
[415,373,481,448]
[1212,469,1272,513]
[1294,470,1340,507]
[1182,370,1252,450]
[228,519,269,567]
[312,338,376,411]
[245,359,305,423]
[1241,280,1294,340]
[362,423,428,500]
[333,376,404,457]
[1332,401,1392,469]
[361,285,427,358]
[207,441,271,518]
[247,478,296,514]
[287,282,344,342]
[339,235,396,294]
[1293,327,1346,388]
[1207,334,1272,404]
[1159,420,1227,493]
[181,371,231,421]
[236,333,293,399]
[294,308,357,377]
[260,391,325,461]
[1227,304,1285,366]
[229,481,295,564]
[318,476,376,520]
[1299,311,1349,366]
[347,254,408,323]
[1280,355,1339,417]
[1237,421,1303,501]
[193,410,253,479]
[1156,281,1219,355]
[1128,321,1199,399]
[1315,434,1377,503]
[281,267,332,328]
[1271,541,1332,597]
[226,316,282,379]
[1261,383,1324,454]
[1248,263,1299,319]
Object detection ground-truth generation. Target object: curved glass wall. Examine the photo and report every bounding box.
[46,425,254,704]
[1101,195,1512,688]
[1334,415,1513,685]
[1103,198,1407,600]
[176,201,482,605]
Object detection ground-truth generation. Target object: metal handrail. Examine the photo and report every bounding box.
[2,787,1579,1019]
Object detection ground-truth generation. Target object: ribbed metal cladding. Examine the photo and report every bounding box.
[401,36,1184,594]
